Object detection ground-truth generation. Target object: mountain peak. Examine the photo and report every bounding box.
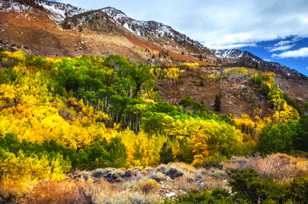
[0,0,32,12]
[37,0,85,22]
[101,7,127,19]
[0,0,85,22]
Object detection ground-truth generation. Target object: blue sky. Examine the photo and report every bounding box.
[242,36,308,76]
[59,0,308,75]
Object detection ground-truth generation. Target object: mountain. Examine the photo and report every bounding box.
[100,7,204,50]
[0,0,84,19]
[0,0,306,80]
[37,0,85,22]
[62,6,212,58]
[1,2,308,203]
[212,49,306,79]
[0,0,215,63]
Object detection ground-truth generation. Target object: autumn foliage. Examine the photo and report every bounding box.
[0,51,306,199]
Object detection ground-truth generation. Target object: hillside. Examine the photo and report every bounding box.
[0,0,306,78]
[0,50,307,203]
[0,0,215,63]
[212,49,306,79]
[0,1,308,204]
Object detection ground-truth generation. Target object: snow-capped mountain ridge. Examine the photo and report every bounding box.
[37,0,85,22]
[212,49,305,79]
[0,0,32,12]
[100,7,204,49]
[213,49,245,59]
[100,7,127,21]
[213,49,263,61]
[0,0,85,22]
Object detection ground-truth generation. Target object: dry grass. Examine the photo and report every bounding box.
[2,156,307,204]
[22,178,161,204]
[22,180,92,204]
[225,153,308,181]
[250,154,308,180]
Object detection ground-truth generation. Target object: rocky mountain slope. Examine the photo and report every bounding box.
[0,0,215,63]
[100,7,205,50]
[0,0,84,19]
[212,49,305,79]
[0,0,306,81]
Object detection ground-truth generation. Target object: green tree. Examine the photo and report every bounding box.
[288,177,308,202]
[228,169,288,203]
[214,94,222,112]
[294,116,308,152]
[79,137,127,169]
[159,142,174,164]
[259,120,300,154]
[0,68,17,84]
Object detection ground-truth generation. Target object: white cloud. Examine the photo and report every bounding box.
[275,40,292,46]
[267,37,301,52]
[206,42,256,49]
[274,37,301,46]
[272,47,308,58]
[269,44,295,52]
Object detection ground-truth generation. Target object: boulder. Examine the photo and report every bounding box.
[165,168,183,179]
[91,168,108,179]
[90,168,140,183]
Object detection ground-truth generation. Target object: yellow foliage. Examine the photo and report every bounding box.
[2,50,26,62]
[183,62,200,69]
[272,103,300,123]
[165,67,182,80]
[188,119,243,165]
[0,152,69,185]
[136,178,160,194]
[234,114,256,136]
[224,67,250,76]
[0,71,112,149]
[0,84,16,100]
[121,130,167,167]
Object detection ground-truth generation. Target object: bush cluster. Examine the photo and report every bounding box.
[167,169,308,203]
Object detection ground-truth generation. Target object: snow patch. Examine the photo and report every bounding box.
[213,49,244,59]
[0,0,31,13]
[38,1,85,23]
[100,7,202,48]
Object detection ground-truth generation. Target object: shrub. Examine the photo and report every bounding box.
[0,134,127,171]
[294,116,308,152]
[0,151,70,183]
[164,189,234,204]
[228,169,289,203]
[259,120,300,154]
[78,137,127,169]
[167,174,308,204]
[190,120,242,166]
[136,179,160,194]
[160,142,174,164]
[288,177,308,202]
[0,68,17,84]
